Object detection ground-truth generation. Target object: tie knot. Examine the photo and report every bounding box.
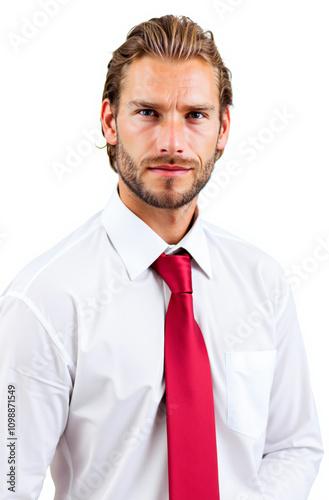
[151,252,193,294]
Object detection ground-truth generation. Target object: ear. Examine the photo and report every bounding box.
[101,98,117,145]
[216,106,231,152]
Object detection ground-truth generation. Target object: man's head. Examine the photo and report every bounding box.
[101,14,232,210]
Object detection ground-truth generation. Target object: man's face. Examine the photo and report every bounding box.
[108,55,229,209]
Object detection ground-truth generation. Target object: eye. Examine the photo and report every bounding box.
[138,109,157,117]
[188,112,206,120]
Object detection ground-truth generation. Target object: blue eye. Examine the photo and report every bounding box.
[189,112,205,119]
[139,109,156,116]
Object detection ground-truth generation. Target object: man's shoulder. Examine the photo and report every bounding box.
[201,218,286,282]
[201,218,267,253]
[202,218,255,246]
[1,210,105,299]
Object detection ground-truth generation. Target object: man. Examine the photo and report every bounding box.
[0,14,323,500]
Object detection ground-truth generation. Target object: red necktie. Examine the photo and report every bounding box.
[151,251,220,499]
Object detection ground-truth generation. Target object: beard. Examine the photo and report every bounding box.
[115,130,220,210]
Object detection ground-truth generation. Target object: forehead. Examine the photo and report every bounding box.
[121,55,219,103]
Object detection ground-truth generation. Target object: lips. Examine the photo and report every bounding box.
[149,164,190,170]
[147,164,192,177]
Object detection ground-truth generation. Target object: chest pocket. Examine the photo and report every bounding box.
[225,350,277,439]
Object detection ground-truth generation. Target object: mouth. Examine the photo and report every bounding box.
[147,164,193,177]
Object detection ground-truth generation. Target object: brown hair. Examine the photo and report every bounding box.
[101,14,233,172]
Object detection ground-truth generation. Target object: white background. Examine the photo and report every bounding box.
[1,0,328,498]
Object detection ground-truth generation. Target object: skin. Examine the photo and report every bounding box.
[101,55,230,244]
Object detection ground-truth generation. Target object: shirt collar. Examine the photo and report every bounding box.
[101,185,213,281]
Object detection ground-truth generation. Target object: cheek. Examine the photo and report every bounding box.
[186,132,217,160]
[120,119,155,148]
[186,122,218,145]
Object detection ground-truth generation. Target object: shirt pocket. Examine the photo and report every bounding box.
[225,350,277,439]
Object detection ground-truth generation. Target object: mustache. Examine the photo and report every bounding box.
[141,156,199,168]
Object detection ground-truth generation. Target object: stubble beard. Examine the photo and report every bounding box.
[115,132,220,210]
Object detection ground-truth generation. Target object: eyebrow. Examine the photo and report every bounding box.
[127,99,216,114]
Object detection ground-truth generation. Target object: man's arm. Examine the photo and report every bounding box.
[257,278,323,499]
[0,294,72,498]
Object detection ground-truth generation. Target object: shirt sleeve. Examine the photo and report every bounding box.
[0,294,73,499]
[258,277,324,499]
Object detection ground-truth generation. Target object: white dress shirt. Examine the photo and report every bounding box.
[0,185,323,500]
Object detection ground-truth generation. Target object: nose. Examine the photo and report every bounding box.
[157,115,185,155]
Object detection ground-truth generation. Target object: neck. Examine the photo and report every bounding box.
[117,184,198,245]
